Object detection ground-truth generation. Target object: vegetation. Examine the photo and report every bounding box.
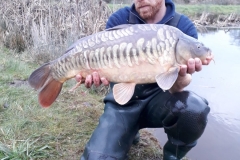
[108,3,240,16]
[108,4,240,28]
[0,46,163,159]
[176,4,240,16]
[106,0,240,5]
[0,1,162,157]
[0,0,111,59]
[176,4,240,27]
[0,0,239,159]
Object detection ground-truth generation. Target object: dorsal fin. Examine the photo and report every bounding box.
[105,24,133,31]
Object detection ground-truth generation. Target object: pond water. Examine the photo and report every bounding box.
[153,28,240,160]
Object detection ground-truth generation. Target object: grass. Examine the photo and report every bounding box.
[176,4,240,16]
[0,46,163,159]
[108,3,240,16]
[3,3,233,159]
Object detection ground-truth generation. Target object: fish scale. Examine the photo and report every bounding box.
[28,24,213,107]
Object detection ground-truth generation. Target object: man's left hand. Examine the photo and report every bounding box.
[169,58,202,93]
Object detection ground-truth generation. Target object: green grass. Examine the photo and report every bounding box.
[2,3,238,159]
[176,4,240,16]
[108,3,240,16]
[0,46,163,159]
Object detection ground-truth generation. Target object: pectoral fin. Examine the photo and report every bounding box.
[155,66,180,90]
[113,83,136,105]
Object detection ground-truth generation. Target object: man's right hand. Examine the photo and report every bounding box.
[75,72,109,88]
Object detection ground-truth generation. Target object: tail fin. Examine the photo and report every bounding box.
[28,63,63,107]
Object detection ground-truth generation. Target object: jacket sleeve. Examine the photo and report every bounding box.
[106,14,122,29]
[177,15,198,39]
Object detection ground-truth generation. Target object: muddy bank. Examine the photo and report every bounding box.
[192,12,240,28]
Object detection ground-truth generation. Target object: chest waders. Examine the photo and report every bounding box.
[80,13,210,160]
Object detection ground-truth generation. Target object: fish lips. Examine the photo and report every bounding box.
[202,49,214,65]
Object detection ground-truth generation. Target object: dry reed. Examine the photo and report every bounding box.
[0,0,111,62]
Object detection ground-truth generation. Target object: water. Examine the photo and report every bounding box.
[153,28,240,160]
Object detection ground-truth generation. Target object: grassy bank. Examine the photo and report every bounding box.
[2,2,235,160]
[109,4,240,16]
[176,4,240,16]
[108,4,240,28]
[0,46,163,159]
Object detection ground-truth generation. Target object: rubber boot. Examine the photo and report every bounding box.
[163,140,196,160]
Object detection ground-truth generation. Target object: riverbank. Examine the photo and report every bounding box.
[176,4,240,28]
[0,2,239,159]
[110,4,240,28]
[192,12,240,28]
[0,46,164,159]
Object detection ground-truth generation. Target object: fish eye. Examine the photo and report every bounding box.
[197,43,203,49]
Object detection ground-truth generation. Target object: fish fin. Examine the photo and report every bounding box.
[69,81,81,92]
[105,24,133,31]
[113,83,136,105]
[28,63,51,90]
[28,63,63,107]
[155,66,180,90]
[39,78,63,108]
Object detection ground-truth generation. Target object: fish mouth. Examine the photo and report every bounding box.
[202,50,214,65]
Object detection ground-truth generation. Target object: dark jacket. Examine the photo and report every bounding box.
[106,0,198,39]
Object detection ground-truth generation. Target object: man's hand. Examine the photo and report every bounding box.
[169,58,202,93]
[75,72,109,88]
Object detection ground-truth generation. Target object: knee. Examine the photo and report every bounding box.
[172,90,210,126]
[171,90,210,121]
[164,91,210,144]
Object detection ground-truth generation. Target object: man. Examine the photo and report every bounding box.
[78,0,211,159]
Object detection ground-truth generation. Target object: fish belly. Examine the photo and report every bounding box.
[97,61,169,84]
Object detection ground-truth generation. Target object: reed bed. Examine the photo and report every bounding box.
[0,0,111,62]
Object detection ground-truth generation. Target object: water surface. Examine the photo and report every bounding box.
[153,28,240,160]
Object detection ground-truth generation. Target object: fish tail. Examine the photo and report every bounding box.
[28,63,63,108]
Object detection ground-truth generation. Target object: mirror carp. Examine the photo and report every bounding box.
[28,24,213,107]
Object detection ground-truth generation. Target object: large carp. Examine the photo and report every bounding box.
[28,24,213,107]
